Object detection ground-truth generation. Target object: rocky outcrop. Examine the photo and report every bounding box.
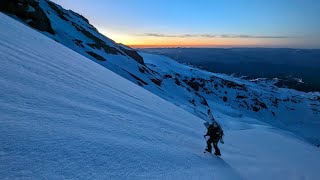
[120,47,145,65]
[0,0,54,34]
[87,51,106,61]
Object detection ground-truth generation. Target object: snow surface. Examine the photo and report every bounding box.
[5,0,319,146]
[1,13,320,179]
[141,51,320,146]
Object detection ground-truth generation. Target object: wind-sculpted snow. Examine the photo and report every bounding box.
[1,13,320,179]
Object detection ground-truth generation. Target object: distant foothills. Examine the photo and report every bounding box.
[141,48,320,92]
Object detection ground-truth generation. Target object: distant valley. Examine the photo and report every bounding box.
[141,48,320,92]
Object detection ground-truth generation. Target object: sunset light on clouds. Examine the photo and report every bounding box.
[52,0,320,48]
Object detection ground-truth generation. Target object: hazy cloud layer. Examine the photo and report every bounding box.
[139,33,291,39]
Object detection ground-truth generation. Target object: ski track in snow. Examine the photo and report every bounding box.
[1,13,320,179]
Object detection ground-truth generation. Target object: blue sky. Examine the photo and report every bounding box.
[52,0,320,48]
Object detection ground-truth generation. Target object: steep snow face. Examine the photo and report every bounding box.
[0,12,205,178]
[2,0,319,146]
[0,0,151,86]
[1,13,320,179]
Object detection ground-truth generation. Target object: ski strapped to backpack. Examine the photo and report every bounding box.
[204,109,224,143]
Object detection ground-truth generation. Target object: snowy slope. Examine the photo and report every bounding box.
[140,52,320,145]
[2,0,319,146]
[1,0,153,87]
[1,13,320,179]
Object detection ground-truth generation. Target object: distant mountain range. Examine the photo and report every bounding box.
[141,48,320,92]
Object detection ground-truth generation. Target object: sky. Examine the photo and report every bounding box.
[51,0,320,48]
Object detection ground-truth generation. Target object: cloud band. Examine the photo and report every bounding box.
[138,33,291,39]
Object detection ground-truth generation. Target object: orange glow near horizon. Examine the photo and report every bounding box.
[98,28,292,49]
[126,37,285,48]
[53,0,320,49]
[127,39,261,48]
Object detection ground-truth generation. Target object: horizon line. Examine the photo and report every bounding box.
[128,44,319,49]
